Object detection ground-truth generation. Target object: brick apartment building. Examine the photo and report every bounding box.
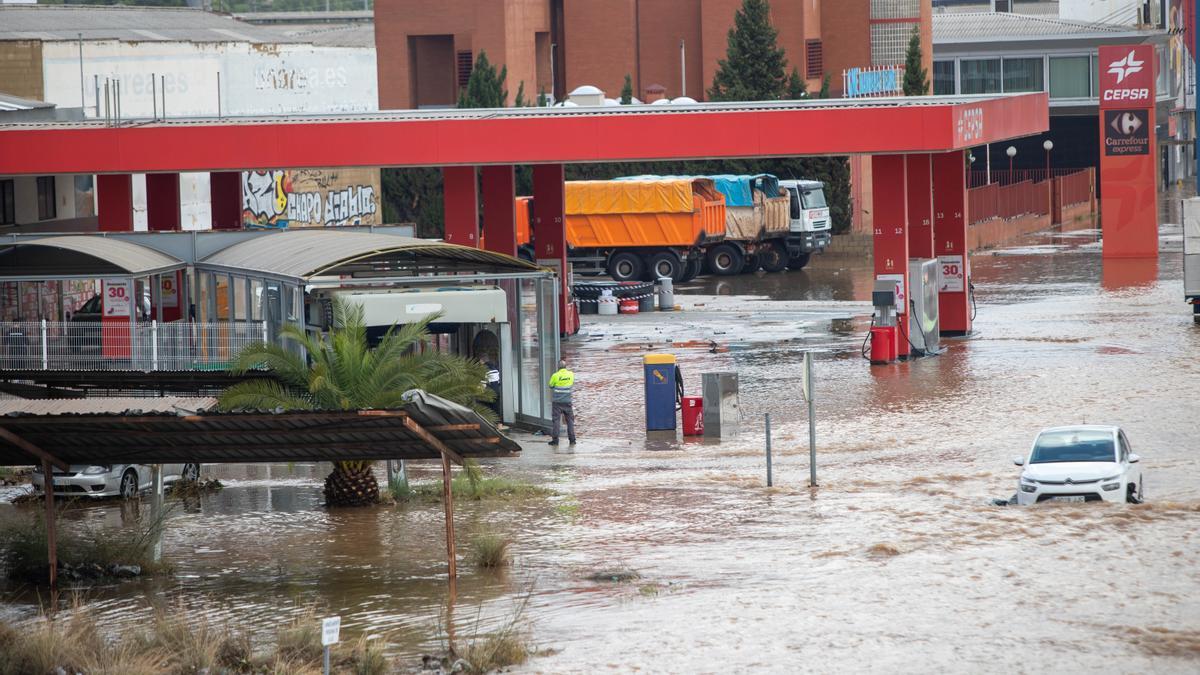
[376,0,933,109]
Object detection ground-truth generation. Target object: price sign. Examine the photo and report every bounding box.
[160,275,179,309]
[102,279,132,318]
[321,616,341,646]
[938,255,965,293]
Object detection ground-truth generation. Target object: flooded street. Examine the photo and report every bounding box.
[3,216,1199,672]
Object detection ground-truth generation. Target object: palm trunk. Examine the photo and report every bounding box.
[323,461,380,507]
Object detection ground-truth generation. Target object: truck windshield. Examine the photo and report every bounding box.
[801,189,827,209]
[1029,429,1116,464]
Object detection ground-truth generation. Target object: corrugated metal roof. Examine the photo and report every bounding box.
[0,390,520,466]
[0,6,366,46]
[0,92,54,112]
[934,11,1160,43]
[0,236,186,277]
[198,230,541,282]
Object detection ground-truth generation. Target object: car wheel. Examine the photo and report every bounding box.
[705,243,744,276]
[181,463,200,483]
[758,242,788,273]
[606,252,643,282]
[119,469,139,500]
[787,252,812,270]
[647,252,684,282]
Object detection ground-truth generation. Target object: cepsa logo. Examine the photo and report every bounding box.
[955,107,984,145]
[1098,45,1154,109]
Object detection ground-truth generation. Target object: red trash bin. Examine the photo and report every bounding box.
[681,396,704,436]
[869,326,897,365]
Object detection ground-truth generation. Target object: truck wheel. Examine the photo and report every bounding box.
[705,243,744,276]
[740,254,760,274]
[607,252,644,282]
[787,252,812,270]
[647,252,684,282]
[759,242,788,273]
[679,257,703,283]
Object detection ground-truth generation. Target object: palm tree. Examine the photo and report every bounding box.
[219,300,495,507]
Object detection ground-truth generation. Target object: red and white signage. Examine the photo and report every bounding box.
[160,275,179,309]
[1098,45,1155,109]
[1097,44,1158,259]
[102,279,132,317]
[938,255,965,293]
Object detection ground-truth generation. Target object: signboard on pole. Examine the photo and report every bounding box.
[321,616,341,646]
[101,278,132,359]
[1098,45,1158,258]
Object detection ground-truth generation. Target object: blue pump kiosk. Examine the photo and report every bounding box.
[643,354,677,432]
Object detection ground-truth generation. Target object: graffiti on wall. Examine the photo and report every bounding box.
[242,168,380,228]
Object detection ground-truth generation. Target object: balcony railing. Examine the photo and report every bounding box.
[0,321,268,372]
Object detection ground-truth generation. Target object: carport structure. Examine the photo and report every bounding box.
[0,93,1050,354]
[0,392,520,588]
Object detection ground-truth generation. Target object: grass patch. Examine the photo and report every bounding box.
[165,478,223,497]
[553,498,580,520]
[469,532,512,569]
[0,506,172,584]
[0,600,395,675]
[586,569,640,583]
[394,460,555,503]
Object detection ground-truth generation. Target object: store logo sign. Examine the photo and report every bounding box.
[1106,50,1144,83]
[1103,109,1150,156]
[1099,45,1154,109]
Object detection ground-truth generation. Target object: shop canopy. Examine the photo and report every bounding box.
[0,235,186,280]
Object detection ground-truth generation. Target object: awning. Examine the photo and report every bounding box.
[0,235,186,279]
[196,229,541,283]
[0,391,520,466]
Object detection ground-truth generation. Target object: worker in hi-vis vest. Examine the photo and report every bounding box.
[547,359,576,445]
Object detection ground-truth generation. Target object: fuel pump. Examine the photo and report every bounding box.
[867,279,900,365]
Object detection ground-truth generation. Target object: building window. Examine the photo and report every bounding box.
[1002,57,1044,93]
[0,180,13,225]
[1049,55,1091,99]
[806,40,823,79]
[36,176,56,221]
[933,60,956,95]
[960,58,1001,94]
[456,50,473,88]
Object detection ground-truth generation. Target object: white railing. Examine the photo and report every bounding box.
[0,320,268,372]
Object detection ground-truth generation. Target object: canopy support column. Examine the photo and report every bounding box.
[98,174,134,232]
[402,415,462,581]
[906,154,935,259]
[210,171,243,230]
[532,164,571,336]
[872,154,911,359]
[443,166,479,247]
[146,173,181,232]
[0,427,67,591]
[932,150,971,335]
[481,165,517,257]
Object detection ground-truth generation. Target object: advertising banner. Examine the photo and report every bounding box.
[1098,45,1158,258]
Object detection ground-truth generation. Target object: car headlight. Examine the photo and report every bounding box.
[1102,482,1121,491]
[82,465,110,475]
[1019,476,1038,493]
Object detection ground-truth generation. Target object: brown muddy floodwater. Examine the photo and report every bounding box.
[3,214,1199,672]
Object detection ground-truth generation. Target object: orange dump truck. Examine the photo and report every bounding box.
[515,178,726,282]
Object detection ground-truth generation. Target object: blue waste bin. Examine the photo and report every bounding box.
[643,354,676,432]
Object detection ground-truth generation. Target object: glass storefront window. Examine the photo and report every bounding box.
[1050,55,1091,99]
[960,59,1001,94]
[1002,57,1044,92]
[933,61,955,95]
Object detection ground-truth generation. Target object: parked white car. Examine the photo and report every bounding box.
[31,463,200,499]
[1013,425,1143,505]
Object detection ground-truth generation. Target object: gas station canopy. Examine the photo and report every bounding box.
[0,94,1048,175]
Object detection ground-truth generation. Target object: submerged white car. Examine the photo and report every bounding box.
[1013,426,1143,505]
[31,463,200,499]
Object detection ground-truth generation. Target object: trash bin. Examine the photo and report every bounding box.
[681,396,703,436]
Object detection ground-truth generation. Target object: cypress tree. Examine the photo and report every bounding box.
[786,67,807,99]
[458,51,508,108]
[707,0,788,101]
[514,80,527,107]
[817,74,830,99]
[902,29,929,96]
[620,74,634,104]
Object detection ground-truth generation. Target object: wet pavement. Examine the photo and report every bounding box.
[2,211,1199,672]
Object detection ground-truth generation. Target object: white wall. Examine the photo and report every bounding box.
[8,174,80,226]
[1058,0,1149,25]
[38,39,378,230]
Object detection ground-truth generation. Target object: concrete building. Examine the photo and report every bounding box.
[375,0,934,109]
[932,7,1182,183]
[0,5,380,232]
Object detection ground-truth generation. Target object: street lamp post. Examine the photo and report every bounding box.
[1043,139,1054,177]
[1043,139,1055,216]
[1006,145,1017,177]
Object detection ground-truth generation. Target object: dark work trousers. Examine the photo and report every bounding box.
[551,402,576,442]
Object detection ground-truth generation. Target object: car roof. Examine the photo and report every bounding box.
[1037,425,1120,435]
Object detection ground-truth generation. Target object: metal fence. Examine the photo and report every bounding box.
[0,321,267,371]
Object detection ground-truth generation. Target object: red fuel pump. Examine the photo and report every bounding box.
[868,280,900,366]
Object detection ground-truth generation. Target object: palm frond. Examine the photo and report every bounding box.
[217,379,315,412]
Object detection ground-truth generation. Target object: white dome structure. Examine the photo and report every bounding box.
[552,100,579,108]
[651,98,672,105]
[567,84,605,107]
[671,96,698,105]
[603,98,621,106]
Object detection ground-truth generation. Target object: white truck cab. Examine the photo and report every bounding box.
[778,179,832,263]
